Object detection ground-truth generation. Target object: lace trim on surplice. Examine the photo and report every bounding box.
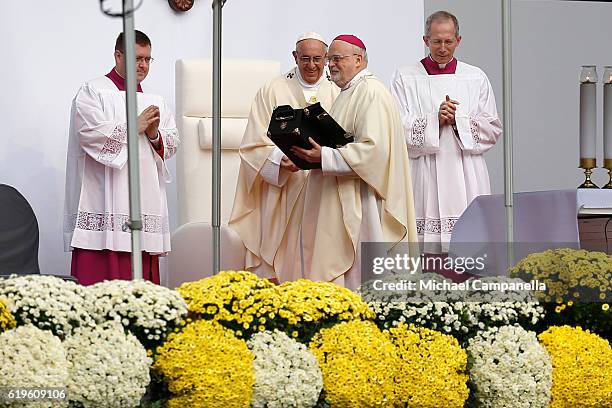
[65,211,169,234]
[416,217,458,235]
[410,117,427,147]
[97,123,127,164]
[470,117,480,147]
[162,129,179,159]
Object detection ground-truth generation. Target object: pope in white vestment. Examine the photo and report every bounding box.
[230,33,340,281]
[390,12,502,253]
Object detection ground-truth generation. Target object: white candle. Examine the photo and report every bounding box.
[604,67,612,161]
[579,66,597,160]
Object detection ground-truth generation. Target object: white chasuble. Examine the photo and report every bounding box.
[229,68,339,280]
[299,71,418,289]
[63,76,179,254]
[390,61,502,253]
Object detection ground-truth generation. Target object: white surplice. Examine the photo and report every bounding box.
[390,61,502,253]
[63,76,179,254]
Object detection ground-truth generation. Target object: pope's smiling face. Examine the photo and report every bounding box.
[293,39,327,85]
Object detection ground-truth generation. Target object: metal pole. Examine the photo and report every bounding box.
[123,0,143,279]
[502,0,514,270]
[212,0,225,275]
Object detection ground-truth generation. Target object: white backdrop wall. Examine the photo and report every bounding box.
[425,0,612,193]
[0,0,424,275]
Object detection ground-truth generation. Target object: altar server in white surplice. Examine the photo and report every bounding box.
[230,33,340,282]
[64,30,179,285]
[390,11,502,253]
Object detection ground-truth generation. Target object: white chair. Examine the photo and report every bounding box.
[169,59,281,286]
[167,222,246,289]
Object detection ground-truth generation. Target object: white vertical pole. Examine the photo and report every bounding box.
[212,0,225,275]
[502,0,515,269]
[122,0,143,279]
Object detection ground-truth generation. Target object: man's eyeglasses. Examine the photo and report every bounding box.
[325,54,358,64]
[298,56,325,64]
[136,56,155,65]
[118,51,154,65]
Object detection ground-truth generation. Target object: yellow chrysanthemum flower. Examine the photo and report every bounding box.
[509,249,611,303]
[0,298,16,333]
[177,271,279,337]
[153,320,254,408]
[386,324,469,407]
[539,326,612,408]
[309,320,399,407]
[276,280,375,341]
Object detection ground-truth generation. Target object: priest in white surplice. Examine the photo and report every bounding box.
[390,11,502,253]
[291,35,418,289]
[64,31,179,285]
[230,33,340,282]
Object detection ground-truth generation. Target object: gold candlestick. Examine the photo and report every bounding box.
[603,159,612,189]
[579,158,599,189]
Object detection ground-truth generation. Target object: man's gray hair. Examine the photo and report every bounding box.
[351,44,368,64]
[425,10,459,38]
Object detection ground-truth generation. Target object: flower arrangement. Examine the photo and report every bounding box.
[0,275,94,337]
[538,326,612,408]
[0,297,16,332]
[362,274,544,345]
[467,325,552,408]
[177,270,279,338]
[541,298,611,340]
[509,248,611,303]
[152,319,254,408]
[386,323,469,407]
[63,322,151,408]
[247,330,322,408]
[309,320,398,407]
[0,325,69,408]
[359,272,462,309]
[88,279,188,349]
[276,279,375,342]
[510,249,611,339]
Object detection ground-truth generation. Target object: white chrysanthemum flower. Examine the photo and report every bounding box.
[467,325,552,408]
[0,325,69,408]
[88,279,188,347]
[362,275,545,343]
[247,330,322,408]
[63,322,151,408]
[0,275,95,337]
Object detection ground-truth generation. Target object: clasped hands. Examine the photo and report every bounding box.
[439,95,459,126]
[138,105,161,141]
[281,137,322,173]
